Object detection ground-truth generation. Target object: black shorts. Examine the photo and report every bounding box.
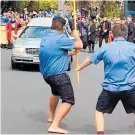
[43,73,75,105]
[96,88,135,114]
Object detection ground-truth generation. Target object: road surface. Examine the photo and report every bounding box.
[1,48,135,134]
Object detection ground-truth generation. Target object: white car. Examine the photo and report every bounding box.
[11,17,74,69]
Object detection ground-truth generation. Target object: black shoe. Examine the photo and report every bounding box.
[91,50,94,53]
[88,50,91,53]
[1,45,4,48]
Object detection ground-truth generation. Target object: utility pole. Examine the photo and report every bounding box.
[58,0,65,11]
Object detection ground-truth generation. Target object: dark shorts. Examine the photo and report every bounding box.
[43,73,75,105]
[96,88,135,114]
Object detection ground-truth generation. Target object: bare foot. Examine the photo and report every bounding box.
[48,118,53,123]
[48,127,68,134]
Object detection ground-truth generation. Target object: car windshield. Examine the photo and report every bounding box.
[19,26,51,38]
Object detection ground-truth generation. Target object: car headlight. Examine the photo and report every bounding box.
[13,47,25,54]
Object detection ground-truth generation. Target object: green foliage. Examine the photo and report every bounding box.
[15,0,58,12]
[65,0,70,5]
[15,1,30,12]
[104,1,120,18]
[27,1,39,11]
[39,0,58,10]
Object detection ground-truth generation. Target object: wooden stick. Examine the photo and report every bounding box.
[73,0,80,84]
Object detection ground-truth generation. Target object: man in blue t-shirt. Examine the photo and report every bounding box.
[76,24,135,134]
[39,17,83,134]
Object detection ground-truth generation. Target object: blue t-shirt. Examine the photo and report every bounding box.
[39,30,75,77]
[54,13,60,17]
[89,37,135,91]
[1,17,10,24]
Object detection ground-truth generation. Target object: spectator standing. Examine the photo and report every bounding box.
[78,17,89,50]
[99,17,111,47]
[76,9,81,19]
[6,17,18,49]
[127,15,134,42]
[88,18,97,53]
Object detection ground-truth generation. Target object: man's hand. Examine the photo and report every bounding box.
[104,29,107,33]
[75,66,81,71]
[75,57,92,71]
[68,49,79,56]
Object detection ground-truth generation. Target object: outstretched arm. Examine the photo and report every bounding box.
[76,47,105,71]
[76,57,92,71]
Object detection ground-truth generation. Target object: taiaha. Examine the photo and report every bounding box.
[73,0,80,84]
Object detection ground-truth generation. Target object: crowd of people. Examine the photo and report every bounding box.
[0,7,69,49]
[1,6,135,135]
[75,15,135,53]
[0,6,135,50]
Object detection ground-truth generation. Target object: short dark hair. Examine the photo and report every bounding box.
[51,17,66,31]
[112,24,128,38]
[121,17,126,21]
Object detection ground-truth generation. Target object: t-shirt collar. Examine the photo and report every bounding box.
[113,37,126,42]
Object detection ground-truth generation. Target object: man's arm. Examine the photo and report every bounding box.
[68,49,77,56]
[72,30,83,49]
[76,57,92,71]
[76,47,105,71]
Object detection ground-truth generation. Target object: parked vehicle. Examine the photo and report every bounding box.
[11,17,74,69]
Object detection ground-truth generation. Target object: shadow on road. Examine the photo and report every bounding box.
[27,111,118,134]
[10,64,39,72]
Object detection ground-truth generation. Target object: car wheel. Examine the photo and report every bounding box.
[11,60,21,69]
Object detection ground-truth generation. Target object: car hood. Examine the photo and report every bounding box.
[14,38,42,48]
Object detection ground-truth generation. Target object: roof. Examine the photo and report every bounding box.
[27,17,53,27]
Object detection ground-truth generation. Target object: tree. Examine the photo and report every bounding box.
[39,0,58,10]
[104,1,120,18]
[15,1,30,12]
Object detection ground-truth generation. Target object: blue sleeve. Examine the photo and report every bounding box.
[58,36,75,51]
[89,47,105,65]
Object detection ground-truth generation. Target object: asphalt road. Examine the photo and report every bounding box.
[1,48,135,134]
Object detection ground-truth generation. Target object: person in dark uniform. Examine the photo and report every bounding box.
[127,15,134,42]
[78,17,89,50]
[88,18,97,53]
[99,17,111,47]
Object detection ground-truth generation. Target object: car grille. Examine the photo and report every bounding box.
[25,48,39,55]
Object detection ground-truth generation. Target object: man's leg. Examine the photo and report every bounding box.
[48,103,72,133]
[48,74,74,134]
[83,35,88,50]
[48,95,59,122]
[88,40,92,53]
[121,88,135,127]
[99,36,103,47]
[92,41,95,53]
[95,110,104,134]
[95,90,119,134]
[105,37,108,43]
